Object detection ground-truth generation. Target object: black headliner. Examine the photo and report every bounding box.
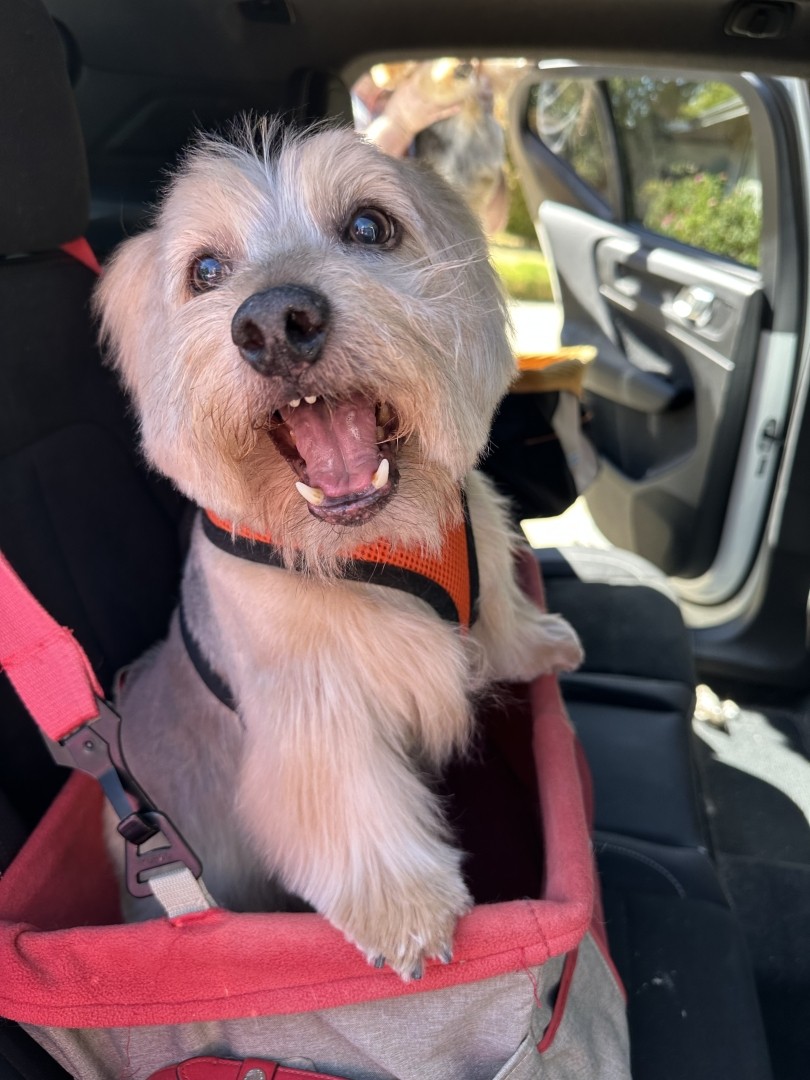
[44,0,810,79]
[42,0,810,223]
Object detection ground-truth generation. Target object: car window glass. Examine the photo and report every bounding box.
[607,77,761,267]
[350,59,556,307]
[528,79,615,210]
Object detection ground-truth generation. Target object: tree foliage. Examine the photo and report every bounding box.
[641,169,760,267]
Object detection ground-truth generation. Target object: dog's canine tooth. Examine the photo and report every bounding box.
[295,480,325,506]
[288,398,301,408]
[371,458,389,490]
[304,395,318,404]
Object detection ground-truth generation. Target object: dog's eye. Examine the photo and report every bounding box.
[345,209,397,248]
[189,254,231,293]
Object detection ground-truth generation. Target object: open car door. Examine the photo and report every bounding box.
[509,67,803,607]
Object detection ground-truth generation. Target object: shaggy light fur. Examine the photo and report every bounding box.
[96,120,582,980]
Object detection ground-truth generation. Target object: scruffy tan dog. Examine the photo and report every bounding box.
[96,120,582,980]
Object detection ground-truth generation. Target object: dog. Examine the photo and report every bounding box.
[95,119,582,980]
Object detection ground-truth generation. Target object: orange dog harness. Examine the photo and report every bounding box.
[202,504,479,630]
[182,503,480,712]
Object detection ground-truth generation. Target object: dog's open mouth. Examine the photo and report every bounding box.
[268,392,400,525]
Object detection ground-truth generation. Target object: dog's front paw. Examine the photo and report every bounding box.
[484,609,583,682]
[539,613,584,674]
[337,861,472,981]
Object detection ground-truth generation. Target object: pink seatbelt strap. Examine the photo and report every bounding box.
[0,550,104,740]
[1,236,101,735]
[0,552,211,917]
[60,236,102,276]
[0,237,212,917]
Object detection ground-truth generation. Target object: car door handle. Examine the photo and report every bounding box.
[672,285,716,328]
[578,332,694,413]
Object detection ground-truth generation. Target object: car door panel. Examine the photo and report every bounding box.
[540,202,763,576]
[511,69,798,594]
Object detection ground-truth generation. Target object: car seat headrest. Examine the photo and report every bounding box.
[0,0,89,256]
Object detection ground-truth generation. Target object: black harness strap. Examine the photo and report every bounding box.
[178,600,238,712]
[201,506,479,629]
[185,504,479,713]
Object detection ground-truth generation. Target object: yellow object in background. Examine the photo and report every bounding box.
[514,346,597,396]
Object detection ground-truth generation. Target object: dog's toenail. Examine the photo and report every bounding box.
[411,963,423,980]
[373,955,385,969]
[440,948,453,964]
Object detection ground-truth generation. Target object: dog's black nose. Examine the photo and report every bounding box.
[231,285,330,375]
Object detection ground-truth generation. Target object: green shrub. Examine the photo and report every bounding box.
[490,245,554,302]
[640,170,760,267]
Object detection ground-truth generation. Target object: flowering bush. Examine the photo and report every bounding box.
[639,169,760,267]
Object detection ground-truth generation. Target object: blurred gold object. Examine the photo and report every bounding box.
[514,346,597,395]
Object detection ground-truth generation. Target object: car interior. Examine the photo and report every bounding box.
[1,0,809,1078]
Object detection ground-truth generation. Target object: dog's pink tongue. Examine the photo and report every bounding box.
[285,393,381,497]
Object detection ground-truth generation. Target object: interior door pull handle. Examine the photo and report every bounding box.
[672,285,716,328]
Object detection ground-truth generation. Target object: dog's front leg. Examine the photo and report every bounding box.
[233,607,473,980]
[465,469,584,684]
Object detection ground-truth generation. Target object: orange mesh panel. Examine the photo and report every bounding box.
[204,510,472,628]
[348,524,471,629]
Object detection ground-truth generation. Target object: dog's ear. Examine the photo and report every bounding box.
[93,229,159,391]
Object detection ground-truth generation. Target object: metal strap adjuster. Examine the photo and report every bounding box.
[52,698,210,912]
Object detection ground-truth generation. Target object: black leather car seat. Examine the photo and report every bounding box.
[0,2,185,857]
[538,545,771,1078]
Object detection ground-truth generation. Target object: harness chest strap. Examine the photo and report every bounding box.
[184,501,480,712]
[202,502,479,629]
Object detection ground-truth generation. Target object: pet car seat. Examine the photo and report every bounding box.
[0,545,631,1080]
[0,2,772,1078]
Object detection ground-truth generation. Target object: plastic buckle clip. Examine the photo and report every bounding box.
[55,698,203,898]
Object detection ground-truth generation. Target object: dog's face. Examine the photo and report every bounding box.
[96,122,514,556]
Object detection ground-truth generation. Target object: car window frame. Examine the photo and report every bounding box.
[512,64,796,317]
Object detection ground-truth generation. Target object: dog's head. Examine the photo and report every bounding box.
[96,120,515,560]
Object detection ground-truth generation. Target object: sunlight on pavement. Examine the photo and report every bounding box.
[508,299,562,355]
[520,497,612,550]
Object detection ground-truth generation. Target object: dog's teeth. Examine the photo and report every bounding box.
[288,399,301,408]
[371,458,389,490]
[295,481,325,506]
[304,395,318,404]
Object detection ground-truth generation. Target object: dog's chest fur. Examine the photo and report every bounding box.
[115,512,474,921]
